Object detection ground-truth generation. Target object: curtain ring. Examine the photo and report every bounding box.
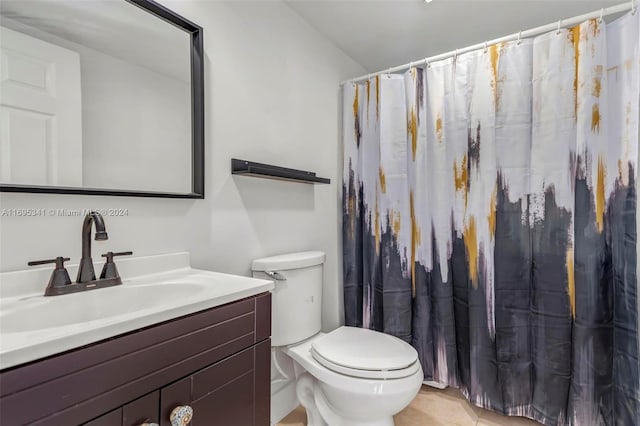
[599,8,604,23]
[483,41,488,53]
[632,0,637,15]
[517,31,522,45]
[453,49,458,62]
[425,58,430,69]
[557,19,562,35]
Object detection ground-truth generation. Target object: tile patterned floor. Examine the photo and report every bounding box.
[277,385,542,426]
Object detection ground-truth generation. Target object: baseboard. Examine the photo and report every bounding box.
[271,379,299,425]
[423,380,448,389]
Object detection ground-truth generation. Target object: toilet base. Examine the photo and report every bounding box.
[295,372,396,426]
[296,373,326,426]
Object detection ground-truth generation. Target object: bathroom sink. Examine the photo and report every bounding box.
[0,252,274,370]
[0,283,204,333]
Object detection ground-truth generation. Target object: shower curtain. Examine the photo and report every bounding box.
[342,12,639,426]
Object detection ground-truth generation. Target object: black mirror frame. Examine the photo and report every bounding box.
[0,0,205,199]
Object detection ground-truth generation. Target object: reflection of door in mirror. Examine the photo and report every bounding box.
[0,26,82,186]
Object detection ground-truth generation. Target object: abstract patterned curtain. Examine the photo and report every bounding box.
[342,12,639,426]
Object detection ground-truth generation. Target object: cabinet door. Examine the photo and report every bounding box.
[160,340,270,426]
[123,391,159,426]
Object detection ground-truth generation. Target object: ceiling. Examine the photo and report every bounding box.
[285,0,624,73]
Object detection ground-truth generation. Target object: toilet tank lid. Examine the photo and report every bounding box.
[252,251,325,271]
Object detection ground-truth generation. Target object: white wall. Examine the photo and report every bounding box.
[173,0,365,330]
[0,0,365,331]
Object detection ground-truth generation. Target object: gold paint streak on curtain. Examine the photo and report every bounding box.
[366,80,371,118]
[592,76,602,98]
[376,75,380,118]
[488,186,497,239]
[410,192,420,297]
[454,155,468,207]
[379,167,386,193]
[589,18,599,37]
[409,108,418,161]
[463,217,478,287]
[488,43,503,105]
[436,114,443,143]
[596,157,606,233]
[567,246,575,318]
[353,85,359,131]
[392,211,401,237]
[570,25,581,119]
[591,104,601,133]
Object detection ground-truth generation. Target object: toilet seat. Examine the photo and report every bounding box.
[285,333,423,393]
[309,326,419,379]
[310,347,421,379]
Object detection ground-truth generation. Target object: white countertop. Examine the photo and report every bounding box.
[0,252,274,370]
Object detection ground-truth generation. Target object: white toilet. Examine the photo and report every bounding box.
[252,251,423,426]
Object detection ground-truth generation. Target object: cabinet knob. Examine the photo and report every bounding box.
[170,405,193,426]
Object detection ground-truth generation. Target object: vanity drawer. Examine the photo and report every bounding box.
[0,292,271,426]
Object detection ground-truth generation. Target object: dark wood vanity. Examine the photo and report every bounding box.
[0,293,271,426]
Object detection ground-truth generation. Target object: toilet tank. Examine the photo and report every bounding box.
[252,251,325,347]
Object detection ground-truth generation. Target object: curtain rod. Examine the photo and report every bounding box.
[341,1,636,85]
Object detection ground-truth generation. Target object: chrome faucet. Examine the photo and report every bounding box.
[77,211,109,283]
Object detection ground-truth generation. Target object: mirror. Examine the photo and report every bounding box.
[0,0,204,198]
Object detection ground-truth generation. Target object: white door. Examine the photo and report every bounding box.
[0,26,82,186]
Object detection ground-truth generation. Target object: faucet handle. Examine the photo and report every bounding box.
[28,257,72,294]
[28,257,70,267]
[100,251,132,279]
[101,251,133,262]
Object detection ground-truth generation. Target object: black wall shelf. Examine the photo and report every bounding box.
[231,159,330,184]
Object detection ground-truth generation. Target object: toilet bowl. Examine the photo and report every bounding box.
[252,252,422,426]
[286,327,423,426]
